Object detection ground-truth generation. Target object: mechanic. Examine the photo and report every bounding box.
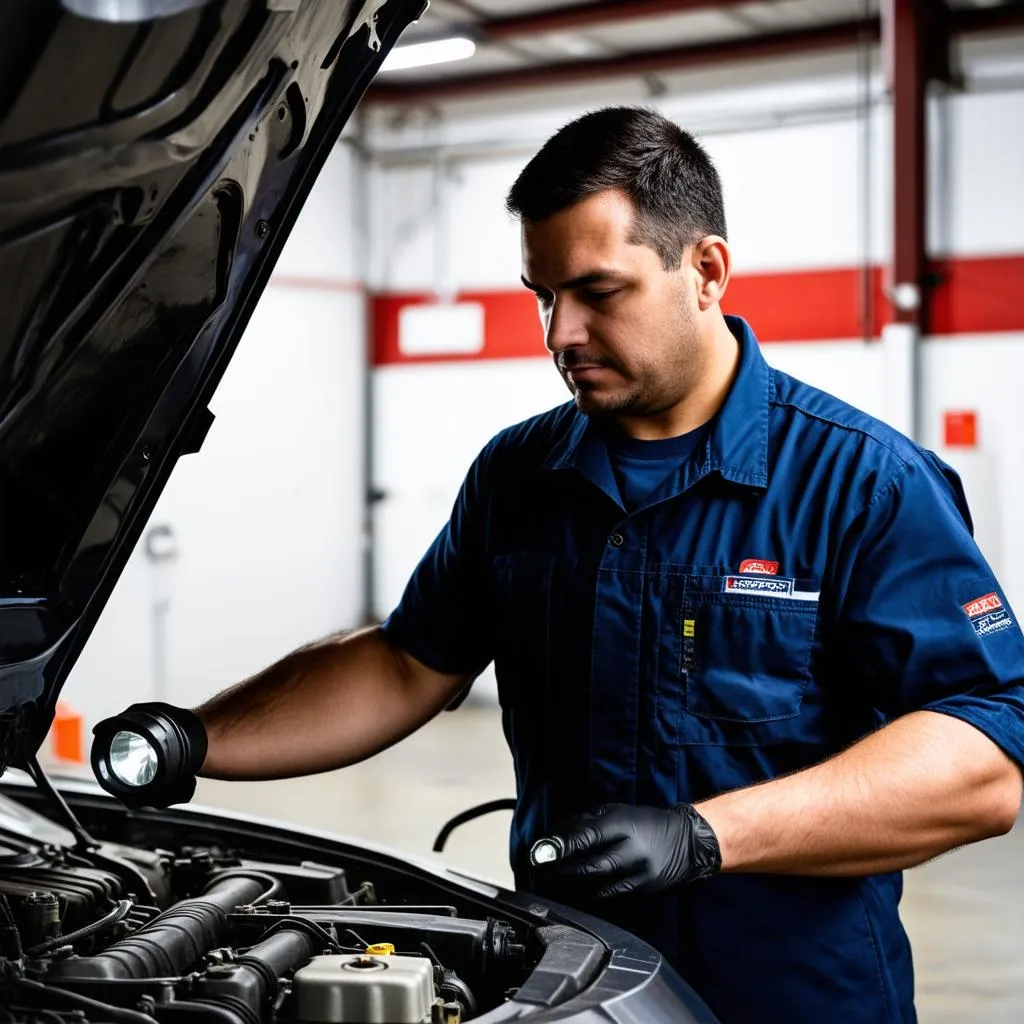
[185,108,1024,1023]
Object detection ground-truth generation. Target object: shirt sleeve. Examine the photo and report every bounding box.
[835,451,1024,768]
[379,443,495,678]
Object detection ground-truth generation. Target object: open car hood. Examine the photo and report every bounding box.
[0,0,423,771]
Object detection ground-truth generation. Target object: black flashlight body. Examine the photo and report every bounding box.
[92,702,208,809]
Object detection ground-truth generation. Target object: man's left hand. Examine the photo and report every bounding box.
[539,803,722,898]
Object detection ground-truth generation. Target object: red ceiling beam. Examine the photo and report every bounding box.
[369,19,881,103]
[484,0,764,40]
[366,0,1024,104]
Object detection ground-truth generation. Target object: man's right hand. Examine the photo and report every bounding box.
[534,803,722,899]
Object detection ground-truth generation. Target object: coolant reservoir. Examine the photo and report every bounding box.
[293,954,436,1023]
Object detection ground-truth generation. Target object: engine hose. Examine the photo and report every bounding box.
[202,869,284,906]
[191,926,318,1023]
[258,916,341,953]
[13,978,156,1024]
[235,927,318,980]
[26,900,134,958]
[45,873,269,980]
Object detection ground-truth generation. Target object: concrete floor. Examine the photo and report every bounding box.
[195,701,1024,1023]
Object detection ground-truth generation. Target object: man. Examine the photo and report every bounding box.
[187,108,1024,1022]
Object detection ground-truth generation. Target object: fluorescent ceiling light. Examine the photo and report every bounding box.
[381,36,476,72]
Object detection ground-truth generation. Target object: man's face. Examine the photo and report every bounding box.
[521,188,706,427]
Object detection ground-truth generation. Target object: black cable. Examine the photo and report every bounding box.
[341,927,371,950]
[25,899,134,958]
[0,893,22,960]
[419,941,444,968]
[440,970,478,1015]
[0,896,16,927]
[13,978,155,1024]
[432,798,516,852]
[24,755,97,852]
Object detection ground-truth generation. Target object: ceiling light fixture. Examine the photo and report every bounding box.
[380,36,476,73]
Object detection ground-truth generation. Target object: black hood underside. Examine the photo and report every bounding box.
[0,0,424,769]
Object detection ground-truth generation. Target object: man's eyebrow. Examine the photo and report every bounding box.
[520,271,624,292]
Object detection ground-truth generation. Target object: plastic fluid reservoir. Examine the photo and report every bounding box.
[293,954,436,1023]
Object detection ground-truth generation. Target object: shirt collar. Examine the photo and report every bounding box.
[542,315,771,491]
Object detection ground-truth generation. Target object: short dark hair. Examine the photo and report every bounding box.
[506,106,727,270]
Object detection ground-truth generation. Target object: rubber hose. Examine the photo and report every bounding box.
[197,927,318,1019]
[45,873,267,979]
[236,927,318,979]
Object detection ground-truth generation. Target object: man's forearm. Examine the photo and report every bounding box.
[196,626,468,781]
[695,710,1022,876]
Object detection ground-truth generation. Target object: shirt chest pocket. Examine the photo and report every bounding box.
[680,573,819,723]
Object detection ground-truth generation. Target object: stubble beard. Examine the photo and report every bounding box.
[570,309,703,424]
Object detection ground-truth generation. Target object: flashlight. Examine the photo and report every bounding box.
[91,702,208,809]
[529,836,565,867]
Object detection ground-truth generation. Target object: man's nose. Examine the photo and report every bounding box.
[544,298,589,353]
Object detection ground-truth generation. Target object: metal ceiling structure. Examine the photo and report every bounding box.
[365,0,1024,103]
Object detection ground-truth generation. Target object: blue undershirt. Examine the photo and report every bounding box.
[606,426,706,512]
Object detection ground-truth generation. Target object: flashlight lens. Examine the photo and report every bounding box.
[530,837,564,866]
[109,730,158,787]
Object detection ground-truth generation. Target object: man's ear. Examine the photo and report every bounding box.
[690,236,731,312]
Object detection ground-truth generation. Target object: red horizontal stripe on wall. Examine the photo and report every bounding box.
[931,255,1024,336]
[372,255,1024,366]
[723,266,886,341]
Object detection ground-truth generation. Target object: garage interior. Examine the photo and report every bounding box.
[38,0,1024,1020]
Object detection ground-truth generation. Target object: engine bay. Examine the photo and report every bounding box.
[0,786,551,1024]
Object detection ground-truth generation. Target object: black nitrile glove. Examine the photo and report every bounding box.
[537,803,722,899]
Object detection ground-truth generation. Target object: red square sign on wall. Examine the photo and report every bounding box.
[944,411,978,448]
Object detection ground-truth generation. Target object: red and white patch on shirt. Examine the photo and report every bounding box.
[739,559,779,576]
[962,592,1003,619]
[962,591,1016,638]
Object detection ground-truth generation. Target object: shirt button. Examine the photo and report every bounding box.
[609,533,624,547]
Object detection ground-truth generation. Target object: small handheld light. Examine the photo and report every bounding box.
[529,836,565,867]
[91,703,207,809]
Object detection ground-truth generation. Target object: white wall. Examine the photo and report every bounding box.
[373,360,568,618]
[62,145,369,737]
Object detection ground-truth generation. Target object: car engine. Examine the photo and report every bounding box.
[0,795,533,1024]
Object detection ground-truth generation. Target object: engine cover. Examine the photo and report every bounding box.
[293,954,436,1024]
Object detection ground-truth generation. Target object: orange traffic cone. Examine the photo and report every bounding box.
[50,702,85,765]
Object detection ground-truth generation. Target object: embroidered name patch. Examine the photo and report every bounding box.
[739,559,779,576]
[723,576,820,602]
[962,592,1015,637]
[725,576,793,596]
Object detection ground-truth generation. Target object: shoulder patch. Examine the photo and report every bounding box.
[962,592,1016,637]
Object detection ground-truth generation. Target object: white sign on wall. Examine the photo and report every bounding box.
[399,301,485,357]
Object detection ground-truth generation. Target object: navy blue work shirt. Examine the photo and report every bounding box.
[382,316,1024,1024]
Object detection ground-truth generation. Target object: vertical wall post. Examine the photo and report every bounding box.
[881,0,950,441]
